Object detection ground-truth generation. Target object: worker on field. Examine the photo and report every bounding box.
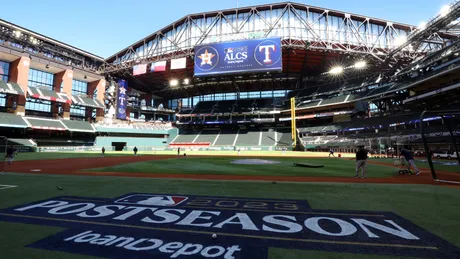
[355,145,368,178]
[329,148,335,157]
[399,148,420,175]
[101,147,105,158]
[6,145,17,165]
[133,146,138,156]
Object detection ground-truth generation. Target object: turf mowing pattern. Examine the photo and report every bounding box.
[0,152,459,258]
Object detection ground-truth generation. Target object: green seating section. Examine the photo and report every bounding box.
[0,81,10,92]
[80,96,103,108]
[61,120,94,132]
[235,130,260,146]
[31,86,60,99]
[213,129,236,146]
[9,83,25,95]
[321,95,348,105]
[277,129,292,146]
[28,87,40,95]
[8,138,36,146]
[261,129,276,146]
[298,100,320,108]
[172,128,293,147]
[194,130,220,143]
[0,113,28,128]
[26,118,66,130]
[173,132,199,143]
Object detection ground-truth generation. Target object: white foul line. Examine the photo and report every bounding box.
[0,185,18,190]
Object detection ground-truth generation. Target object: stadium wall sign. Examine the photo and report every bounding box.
[194,37,282,76]
[116,79,128,120]
[0,193,458,258]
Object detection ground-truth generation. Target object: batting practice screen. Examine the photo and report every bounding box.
[193,37,283,76]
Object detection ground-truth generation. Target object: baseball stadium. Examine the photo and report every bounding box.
[0,1,460,258]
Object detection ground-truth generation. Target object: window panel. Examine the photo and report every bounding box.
[26,68,55,112]
[0,60,9,107]
[72,79,88,95]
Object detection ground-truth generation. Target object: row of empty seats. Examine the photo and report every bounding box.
[172,128,291,147]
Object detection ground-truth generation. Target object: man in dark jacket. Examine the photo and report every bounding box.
[400,148,420,175]
[133,146,138,156]
[355,146,368,178]
[6,145,16,165]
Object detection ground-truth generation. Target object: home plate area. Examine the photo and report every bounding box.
[0,193,458,258]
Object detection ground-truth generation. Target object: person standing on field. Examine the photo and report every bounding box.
[101,147,105,157]
[329,148,335,157]
[6,145,16,165]
[355,146,368,178]
[133,146,138,156]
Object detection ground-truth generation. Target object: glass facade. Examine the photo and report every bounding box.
[71,79,88,117]
[0,60,9,107]
[26,68,54,113]
[115,7,411,63]
[169,90,288,110]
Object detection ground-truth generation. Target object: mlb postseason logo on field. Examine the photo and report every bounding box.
[194,37,282,76]
[0,193,458,259]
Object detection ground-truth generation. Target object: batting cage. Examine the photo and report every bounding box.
[420,110,460,184]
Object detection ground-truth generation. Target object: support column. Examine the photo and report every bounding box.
[88,79,106,122]
[53,70,73,120]
[7,56,30,116]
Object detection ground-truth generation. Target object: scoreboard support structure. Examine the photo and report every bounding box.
[291,97,297,149]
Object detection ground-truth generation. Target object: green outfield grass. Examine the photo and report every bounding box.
[371,158,460,173]
[88,156,397,178]
[0,173,459,259]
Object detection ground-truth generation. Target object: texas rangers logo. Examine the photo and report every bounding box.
[114,194,188,207]
[195,46,219,71]
[254,39,282,67]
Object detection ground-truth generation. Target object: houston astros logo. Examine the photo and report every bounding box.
[197,49,215,65]
[195,46,219,71]
[254,40,282,67]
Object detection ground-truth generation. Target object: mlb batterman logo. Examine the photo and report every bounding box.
[114,194,188,207]
[254,39,282,67]
[195,46,219,71]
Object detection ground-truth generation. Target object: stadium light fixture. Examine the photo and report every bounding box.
[329,66,344,75]
[440,5,450,17]
[183,78,190,85]
[394,35,407,47]
[170,79,179,87]
[418,21,427,30]
[13,30,21,38]
[354,61,366,69]
[30,36,38,45]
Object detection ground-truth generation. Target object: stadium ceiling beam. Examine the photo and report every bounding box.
[385,0,460,64]
[104,2,432,74]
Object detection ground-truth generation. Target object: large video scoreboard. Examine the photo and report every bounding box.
[194,37,282,76]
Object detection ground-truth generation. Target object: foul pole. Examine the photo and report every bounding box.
[290,97,297,149]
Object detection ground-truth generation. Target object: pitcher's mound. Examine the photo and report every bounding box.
[231,159,281,165]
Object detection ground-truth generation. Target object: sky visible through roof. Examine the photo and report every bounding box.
[0,0,452,58]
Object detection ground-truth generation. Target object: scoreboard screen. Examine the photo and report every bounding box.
[194,37,282,76]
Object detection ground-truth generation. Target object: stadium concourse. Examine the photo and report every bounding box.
[1,1,460,259]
